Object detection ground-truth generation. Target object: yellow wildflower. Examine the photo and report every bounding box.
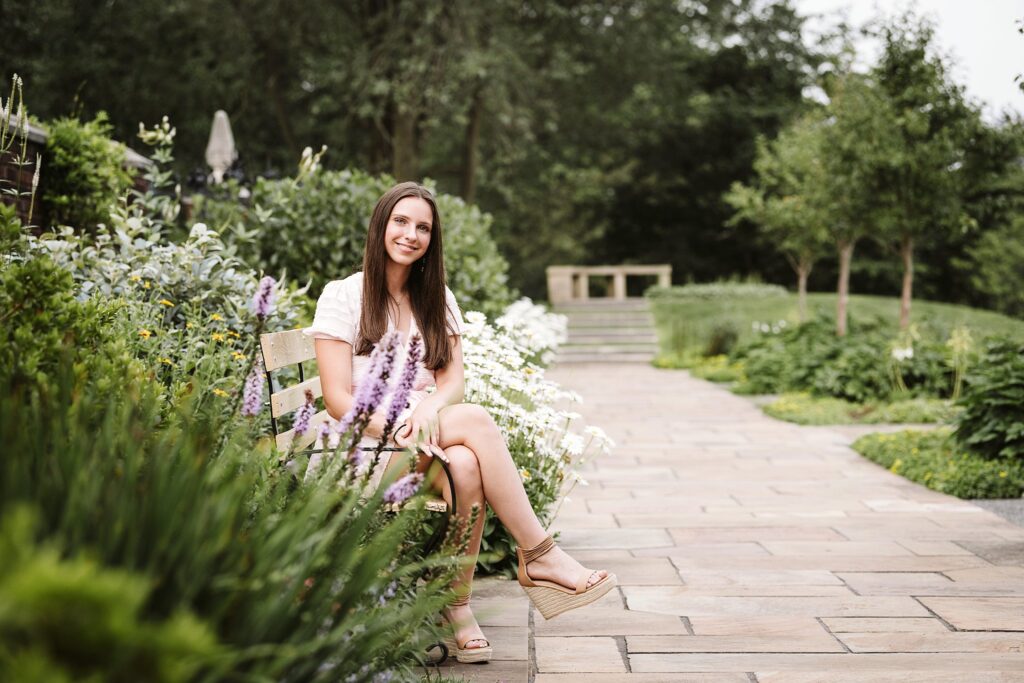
[129,274,141,282]
[142,280,151,289]
[160,358,174,366]
[158,299,174,307]
[212,388,230,398]
[210,313,224,321]
[211,333,226,342]
[519,468,531,480]
[138,329,153,339]
[999,471,1008,478]
[186,322,194,329]
[228,330,240,338]
[232,351,246,361]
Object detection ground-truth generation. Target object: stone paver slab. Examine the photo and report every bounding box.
[533,606,688,636]
[760,541,914,556]
[757,672,1024,683]
[669,526,847,542]
[664,585,854,597]
[438,658,528,682]
[687,616,827,637]
[837,571,1024,597]
[624,587,930,617]
[627,634,845,653]
[557,528,674,549]
[535,675,750,683]
[678,569,843,587]
[837,631,1024,653]
[629,652,1024,673]
[820,617,950,633]
[897,540,975,556]
[661,554,991,572]
[918,597,1024,630]
[957,539,1024,566]
[535,636,626,673]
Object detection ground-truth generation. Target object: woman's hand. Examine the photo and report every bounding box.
[394,395,447,460]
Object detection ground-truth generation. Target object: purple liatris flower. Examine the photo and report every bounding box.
[383,472,423,505]
[293,389,315,437]
[380,333,422,445]
[241,361,265,417]
[335,331,400,437]
[251,275,276,320]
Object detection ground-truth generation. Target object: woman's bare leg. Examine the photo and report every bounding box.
[432,444,488,649]
[436,404,607,591]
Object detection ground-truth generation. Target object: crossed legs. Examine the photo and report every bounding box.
[429,403,608,650]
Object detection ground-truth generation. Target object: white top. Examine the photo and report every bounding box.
[302,272,465,426]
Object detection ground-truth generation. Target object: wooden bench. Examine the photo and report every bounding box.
[259,329,454,538]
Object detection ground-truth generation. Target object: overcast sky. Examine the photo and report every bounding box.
[792,0,1024,121]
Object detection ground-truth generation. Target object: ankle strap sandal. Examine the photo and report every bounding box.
[440,591,492,663]
[515,534,617,620]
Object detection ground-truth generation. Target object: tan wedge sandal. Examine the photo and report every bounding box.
[516,535,617,620]
[440,593,493,664]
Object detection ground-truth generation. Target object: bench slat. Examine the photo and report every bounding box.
[275,409,332,451]
[261,329,316,372]
[271,377,323,418]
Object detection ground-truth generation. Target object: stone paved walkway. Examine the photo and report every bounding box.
[440,363,1024,682]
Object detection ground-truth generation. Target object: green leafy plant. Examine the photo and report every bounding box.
[0,507,217,683]
[953,338,1024,462]
[42,112,134,231]
[763,393,958,425]
[854,429,1024,498]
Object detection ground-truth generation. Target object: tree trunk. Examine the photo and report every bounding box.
[797,261,811,324]
[391,107,419,181]
[836,240,855,337]
[899,234,914,329]
[461,86,484,203]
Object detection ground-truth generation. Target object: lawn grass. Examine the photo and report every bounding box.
[852,428,1024,499]
[650,292,1024,356]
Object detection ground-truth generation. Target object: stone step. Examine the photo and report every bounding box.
[562,339,660,350]
[554,299,651,313]
[566,315,655,327]
[554,351,655,364]
[559,342,659,355]
[567,333,660,344]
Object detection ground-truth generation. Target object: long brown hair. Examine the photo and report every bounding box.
[356,182,456,370]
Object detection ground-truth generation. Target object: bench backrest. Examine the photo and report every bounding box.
[259,329,332,451]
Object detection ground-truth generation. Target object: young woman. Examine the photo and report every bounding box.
[304,182,615,663]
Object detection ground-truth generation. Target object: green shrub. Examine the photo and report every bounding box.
[43,113,134,230]
[853,429,1024,498]
[729,316,957,403]
[200,167,514,317]
[954,338,1024,462]
[0,508,216,683]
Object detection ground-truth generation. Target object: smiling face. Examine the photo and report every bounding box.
[383,196,433,268]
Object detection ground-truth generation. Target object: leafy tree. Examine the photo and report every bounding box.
[725,112,832,321]
[818,74,899,336]
[870,12,975,329]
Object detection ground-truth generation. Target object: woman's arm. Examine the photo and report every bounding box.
[395,334,465,449]
[315,337,391,440]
